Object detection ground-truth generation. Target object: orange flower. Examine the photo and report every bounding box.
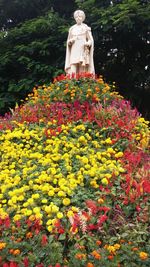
[13,249,21,255]
[26,232,33,238]
[95,253,101,260]
[108,255,114,260]
[96,240,102,246]
[86,263,94,267]
[95,86,100,92]
[132,247,138,251]
[97,198,104,204]
[75,253,86,260]
[139,252,148,260]
[9,249,14,254]
[91,250,101,260]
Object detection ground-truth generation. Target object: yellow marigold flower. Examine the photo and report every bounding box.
[105,173,112,179]
[118,167,125,173]
[29,215,36,221]
[115,152,124,158]
[35,212,43,219]
[46,219,52,225]
[25,209,32,216]
[63,198,71,206]
[114,244,121,250]
[33,207,40,214]
[78,136,87,144]
[107,245,116,254]
[67,210,74,217]
[45,206,52,214]
[139,252,148,260]
[51,205,59,213]
[32,193,40,199]
[0,242,6,250]
[41,198,48,204]
[57,190,66,197]
[105,138,112,144]
[101,178,108,185]
[13,214,21,221]
[47,225,53,232]
[71,206,79,212]
[107,147,115,154]
[57,212,63,219]
[48,190,55,196]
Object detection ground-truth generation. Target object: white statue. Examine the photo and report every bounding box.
[65,10,95,75]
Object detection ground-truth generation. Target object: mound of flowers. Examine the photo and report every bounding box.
[0,74,149,267]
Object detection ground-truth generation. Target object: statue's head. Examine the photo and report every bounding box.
[74,10,85,24]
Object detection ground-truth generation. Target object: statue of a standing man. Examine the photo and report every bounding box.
[65,10,95,75]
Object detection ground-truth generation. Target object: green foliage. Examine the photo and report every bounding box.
[76,0,150,119]
[0,11,68,114]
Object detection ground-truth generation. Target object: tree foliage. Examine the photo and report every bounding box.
[76,0,150,117]
[0,12,68,112]
[0,0,149,118]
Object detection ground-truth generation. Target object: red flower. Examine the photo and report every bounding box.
[23,257,29,267]
[88,224,97,230]
[98,214,108,226]
[99,206,110,212]
[10,262,19,267]
[15,220,21,228]
[41,234,48,246]
[136,205,141,212]
[4,217,10,228]
[55,263,61,267]
[58,227,65,234]
[86,200,97,214]
[143,180,150,193]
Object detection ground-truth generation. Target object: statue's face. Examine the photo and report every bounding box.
[74,11,84,25]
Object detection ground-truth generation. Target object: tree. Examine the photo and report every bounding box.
[76,0,150,118]
[0,11,68,113]
[0,0,52,30]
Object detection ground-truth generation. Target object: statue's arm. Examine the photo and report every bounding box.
[67,28,75,46]
[85,27,94,47]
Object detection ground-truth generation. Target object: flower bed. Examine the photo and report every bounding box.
[0,74,149,266]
